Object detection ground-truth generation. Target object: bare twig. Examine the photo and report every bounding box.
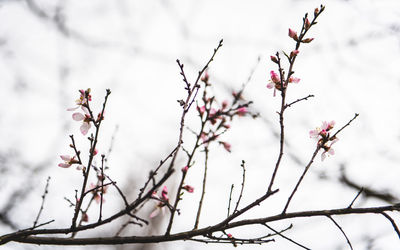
[32,176,51,228]
[347,188,364,209]
[193,146,209,229]
[233,160,246,213]
[263,223,310,250]
[327,215,353,250]
[381,212,400,239]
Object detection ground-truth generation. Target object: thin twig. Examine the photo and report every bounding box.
[327,215,353,250]
[233,160,246,213]
[347,188,363,209]
[33,176,51,228]
[282,146,320,214]
[194,146,209,229]
[264,223,310,250]
[227,184,234,217]
[285,94,314,108]
[381,212,400,239]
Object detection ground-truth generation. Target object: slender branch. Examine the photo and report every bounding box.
[32,176,51,228]
[3,204,400,245]
[347,188,363,209]
[381,212,400,239]
[227,184,234,217]
[264,223,310,250]
[326,215,353,250]
[233,160,246,213]
[285,94,314,108]
[282,146,320,214]
[193,146,209,229]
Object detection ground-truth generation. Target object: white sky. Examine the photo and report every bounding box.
[1,0,400,249]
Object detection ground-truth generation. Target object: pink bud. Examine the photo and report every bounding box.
[305,18,311,29]
[314,8,319,17]
[270,55,278,64]
[182,166,189,173]
[302,38,314,43]
[201,71,209,83]
[288,28,298,41]
[290,50,299,58]
[161,186,168,201]
[182,185,194,193]
[236,107,247,116]
[270,71,280,84]
[221,141,231,152]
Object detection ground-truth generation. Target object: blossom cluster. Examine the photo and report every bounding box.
[309,121,338,161]
[197,72,252,152]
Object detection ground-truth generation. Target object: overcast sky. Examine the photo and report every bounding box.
[1,0,400,249]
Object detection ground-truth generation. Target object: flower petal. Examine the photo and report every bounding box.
[72,113,85,121]
[80,122,91,135]
[58,163,71,168]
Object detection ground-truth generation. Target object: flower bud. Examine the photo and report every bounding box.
[302,38,314,43]
[270,55,278,64]
[290,50,299,58]
[305,18,311,29]
[314,8,319,17]
[288,28,298,41]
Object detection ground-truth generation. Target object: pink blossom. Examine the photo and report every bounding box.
[150,186,169,218]
[182,185,194,193]
[321,139,338,161]
[72,107,92,135]
[67,89,91,111]
[58,155,77,168]
[310,121,338,161]
[270,71,280,84]
[267,71,281,96]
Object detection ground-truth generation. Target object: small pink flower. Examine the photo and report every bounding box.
[67,89,91,111]
[150,186,169,218]
[236,107,247,116]
[58,155,78,168]
[270,70,280,84]
[288,28,298,41]
[72,107,92,135]
[227,233,233,238]
[267,70,281,96]
[321,139,338,161]
[182,185,194,193]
